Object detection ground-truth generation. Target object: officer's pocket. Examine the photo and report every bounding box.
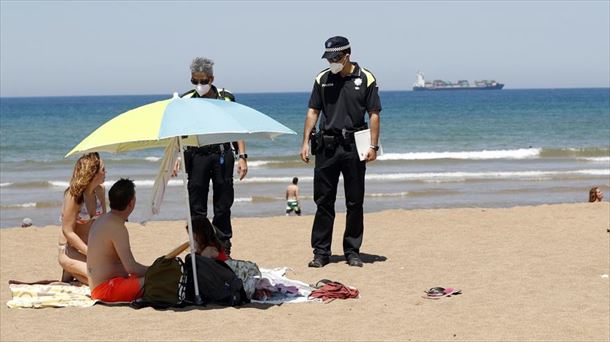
[310,132,322,155]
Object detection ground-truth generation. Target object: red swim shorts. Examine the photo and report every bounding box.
[91,275,143,302]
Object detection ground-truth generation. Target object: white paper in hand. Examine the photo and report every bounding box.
[354,129,382,161]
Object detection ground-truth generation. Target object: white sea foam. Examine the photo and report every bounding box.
[145,156,161,162]
[0,182,12,187]
[378,148,541,161]
[247,161,273,167]
[368,192,410,197]
[234,197,253,203]
[49,181,69,188]
[243,176,314,184]
[42,169,609,189]
[581,157,610,162]
[4,202,37,208]
[365,169,610,181]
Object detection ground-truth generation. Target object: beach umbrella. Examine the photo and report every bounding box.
[66,97,296,304]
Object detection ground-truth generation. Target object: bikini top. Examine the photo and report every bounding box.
[77,195,103,224]
[59,193,103,224]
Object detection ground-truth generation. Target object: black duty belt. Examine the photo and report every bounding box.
[187,142,232,154]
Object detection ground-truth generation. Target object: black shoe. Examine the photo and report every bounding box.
[308,255,329,268]
[347,255,363,267]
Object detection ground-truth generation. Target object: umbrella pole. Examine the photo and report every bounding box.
[178,136,203,305]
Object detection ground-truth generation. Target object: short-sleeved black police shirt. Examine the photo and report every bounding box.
[308,62,381,135]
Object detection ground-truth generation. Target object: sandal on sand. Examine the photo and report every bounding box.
[422,287,461,299]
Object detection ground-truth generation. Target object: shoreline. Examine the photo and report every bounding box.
[2,201,607,230]
[2,203,609,341]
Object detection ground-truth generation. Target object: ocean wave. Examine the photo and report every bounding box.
[581,157,610,162]
[378,148,541,161]
[144,156,161,162]
[0,182,13,187]
[366,169,610,182]
[1,200,62,209]
[10,168,609,190]
[540,147,610,158]
[368,192,410,198]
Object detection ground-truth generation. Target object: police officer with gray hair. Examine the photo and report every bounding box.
[300,36,381,268]
[174,57,248,256]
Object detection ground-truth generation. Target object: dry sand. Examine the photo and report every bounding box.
[1,203,609,341]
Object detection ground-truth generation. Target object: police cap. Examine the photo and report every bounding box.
[321,36,350,59]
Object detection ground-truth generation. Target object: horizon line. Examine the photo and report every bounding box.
[1,86,609,99]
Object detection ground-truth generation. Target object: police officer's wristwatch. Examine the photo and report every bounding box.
[238,154,248,160]
[369,145,380,152]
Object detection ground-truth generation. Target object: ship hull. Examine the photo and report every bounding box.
[413,84,504,91]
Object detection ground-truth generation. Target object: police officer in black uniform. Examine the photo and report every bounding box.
[176,57,248,256]
[300,37,381,268]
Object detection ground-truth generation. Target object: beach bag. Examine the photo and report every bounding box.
[133,256,187,309]
[225,259,261,300]
[184,254,249,306]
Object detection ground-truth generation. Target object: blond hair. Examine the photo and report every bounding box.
[66,152,101,204]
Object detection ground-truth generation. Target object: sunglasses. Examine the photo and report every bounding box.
[327,54,345,63]
[191,78,211,85]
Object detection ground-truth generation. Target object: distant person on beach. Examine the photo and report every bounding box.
[589,187,604,202]
[21,218,32,228]
[187,217,229,262]
[58,152,106,284]
[87,178,149,302]
[285,177,301,216]
[300,36,381,268]
[172,57,248,257]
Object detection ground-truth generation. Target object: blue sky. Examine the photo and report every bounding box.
[1,1,608,96]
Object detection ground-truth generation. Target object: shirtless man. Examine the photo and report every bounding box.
[285,177,301,216]
[87,179,148,302]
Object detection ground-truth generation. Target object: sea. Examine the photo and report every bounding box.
[1,88,609,228]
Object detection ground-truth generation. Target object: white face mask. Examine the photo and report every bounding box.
[196,84,211,96]
[329,63,344,74]
[328,54,348,74]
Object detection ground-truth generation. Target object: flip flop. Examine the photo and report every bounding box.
[422,287,462,299]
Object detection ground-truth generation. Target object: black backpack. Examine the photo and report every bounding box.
[184,254,249,306]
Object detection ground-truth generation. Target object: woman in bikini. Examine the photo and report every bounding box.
[58,152,107,283]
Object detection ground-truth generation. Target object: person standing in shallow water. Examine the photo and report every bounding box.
[589,187,604,202]
[173,57,248,257]
[300,36,382,268]
[285,177,301,216]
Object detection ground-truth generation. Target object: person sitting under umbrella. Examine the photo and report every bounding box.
[87,179,149,302]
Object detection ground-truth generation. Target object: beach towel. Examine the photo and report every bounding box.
[7,282,96,308]
[251,267,317,304]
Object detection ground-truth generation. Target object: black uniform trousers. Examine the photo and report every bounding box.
[311,141,366,259]
[185,148,235,241]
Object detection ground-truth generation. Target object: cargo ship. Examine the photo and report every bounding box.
[412,71,504,91]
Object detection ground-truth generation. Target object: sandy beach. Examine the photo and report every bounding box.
[1,203,608,341]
